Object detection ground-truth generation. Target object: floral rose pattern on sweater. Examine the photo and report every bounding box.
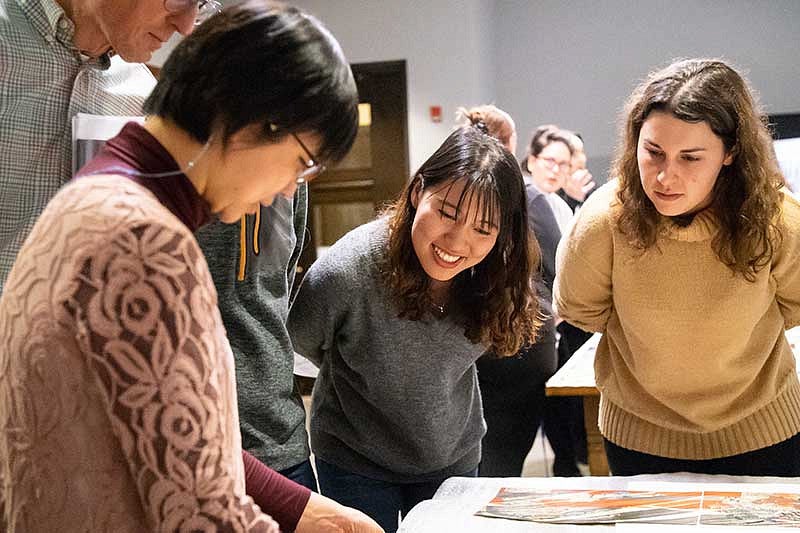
[0,177,277,532]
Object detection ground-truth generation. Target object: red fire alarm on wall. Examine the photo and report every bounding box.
[430,105,442,123]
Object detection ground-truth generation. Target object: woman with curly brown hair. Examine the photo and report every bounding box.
[288,124,541,532]
[555,58,800,476]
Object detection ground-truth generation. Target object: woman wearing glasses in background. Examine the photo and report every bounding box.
[0,2,383,532]
[522,124,591,477]
[522,125,576,233]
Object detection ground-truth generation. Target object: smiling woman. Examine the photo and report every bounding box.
[287,124,542,532]
[410,172,501,288]
[385,126,541,353]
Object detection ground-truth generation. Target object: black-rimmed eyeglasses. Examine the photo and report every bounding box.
[164,0,222,26]
[292,133,326,184]
[538,156,572,175]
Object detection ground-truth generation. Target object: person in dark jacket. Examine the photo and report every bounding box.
[459,105,560,477]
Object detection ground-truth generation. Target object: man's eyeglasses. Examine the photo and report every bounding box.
[164,0,222,26]
[538,156,572,174]
[292,133,326,184]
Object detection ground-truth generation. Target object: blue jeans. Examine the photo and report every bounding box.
[279,459,318,492]
[316,458,477,533]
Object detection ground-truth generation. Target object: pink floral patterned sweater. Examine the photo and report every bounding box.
[0,174,277,531]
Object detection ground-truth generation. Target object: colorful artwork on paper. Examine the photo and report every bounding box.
[476,489,800,526]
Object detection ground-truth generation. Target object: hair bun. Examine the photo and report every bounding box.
[472,119,489,134]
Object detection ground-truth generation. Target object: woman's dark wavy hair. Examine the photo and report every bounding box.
[382,126,542,356]
[143,0,358,162]
[614,58,784,281]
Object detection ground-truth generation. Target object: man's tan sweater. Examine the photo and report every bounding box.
[555,181,800,460]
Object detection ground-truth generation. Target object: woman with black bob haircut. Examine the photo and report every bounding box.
[555,58,800,477]
[288,125,542,532]
[143,0,357,165]
[0,1,384,532]
[147,0,358,511]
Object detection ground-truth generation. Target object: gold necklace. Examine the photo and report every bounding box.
[431,301,447,316]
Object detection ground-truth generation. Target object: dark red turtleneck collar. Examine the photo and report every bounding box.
[75,122,212,232]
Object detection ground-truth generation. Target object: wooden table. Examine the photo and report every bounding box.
[545,333,606,475]
[545,327,800,477]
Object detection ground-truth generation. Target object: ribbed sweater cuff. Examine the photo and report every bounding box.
[600,376,800,460]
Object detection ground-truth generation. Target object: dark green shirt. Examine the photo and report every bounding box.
[196,187,309,471]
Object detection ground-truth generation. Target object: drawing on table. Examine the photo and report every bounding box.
[476,488,800,526]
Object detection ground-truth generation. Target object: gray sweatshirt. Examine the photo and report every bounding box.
[288,218,486,483]
[195,187,309,471]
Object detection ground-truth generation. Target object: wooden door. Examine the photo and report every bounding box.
[298,60,409,273]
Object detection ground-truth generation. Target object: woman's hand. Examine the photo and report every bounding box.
[563,168,596,202]
[296,492,384,533]
[262,513,281,533]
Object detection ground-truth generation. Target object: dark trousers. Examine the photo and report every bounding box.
[604,432,800,477]
[543,322,591,476]
[316,458,477,533]
[279,458,318,491]
[477,318,558,477]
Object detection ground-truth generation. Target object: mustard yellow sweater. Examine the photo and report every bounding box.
[554,181,800,460]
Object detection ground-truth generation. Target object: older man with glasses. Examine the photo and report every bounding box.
[0,0,219,294]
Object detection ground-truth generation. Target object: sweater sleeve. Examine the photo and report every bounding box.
[69,221,278,532]
[773,192,800,328]
[287,249,348,367]
[242,450,311,533]
[287,184,309,298]
[553,183,616,332]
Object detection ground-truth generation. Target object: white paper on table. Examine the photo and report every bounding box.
[627,480,800,494]
[618,525,790,532]
[293,352,319,378]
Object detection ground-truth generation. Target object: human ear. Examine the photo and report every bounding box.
[722,150,734,166]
